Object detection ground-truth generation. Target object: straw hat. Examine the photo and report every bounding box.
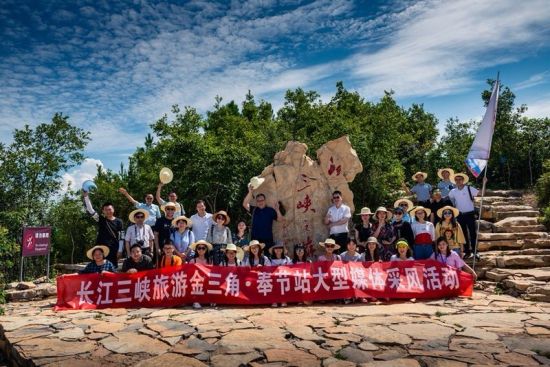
[436,205,459,219]
[161,201,177,213]
[189,240,213,251]
[319,238,341,250]
[86,245,110,260]
[411,171,428,181]
[222,243,244,261]
[366,236,379,245]
[437,168,455,180]
[128,209,149,223]
[355,207,373,216]
[171,215,193,228]
[393,198,413,210]
[159,167,173,184]
[213,210,230,226]
[410,205,432,217]
[244,240,265,251]
[268,242,288,255]
[451,172,469,184]
[374,206,393,221]
[249,176,266,190]
[395,239,410,249]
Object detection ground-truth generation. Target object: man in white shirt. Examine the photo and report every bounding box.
[448,173,486,260]
[190,200,213,241]
[124,209,155,258]
[324,190,351,253]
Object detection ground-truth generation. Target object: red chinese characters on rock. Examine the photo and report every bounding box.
[55,260,474,310]
[327,157,342,176]
[296,194,316,213]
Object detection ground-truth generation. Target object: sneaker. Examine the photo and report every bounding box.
[193,302,202,309]
[474,253,481,260]
[210,303,217,307]
[464,252,472,259]
[344,298,352,305]
[271,303,278,308]
[281,302,287,307]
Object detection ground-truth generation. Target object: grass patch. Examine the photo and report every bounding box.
[334,351,345,360]
[93,313,103,320]
[505,308,517,313]
[0,306,4,316]
[334,319,341,326]
[435,311,447,317]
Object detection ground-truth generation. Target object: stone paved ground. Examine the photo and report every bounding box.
[1,291,550,366]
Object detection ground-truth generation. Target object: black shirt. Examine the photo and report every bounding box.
[122,255,154,272]
[96,216,123,249]
[392,220,414,247]
[153,216,174,250]
[428,197,453,225]
[355,223,373,243]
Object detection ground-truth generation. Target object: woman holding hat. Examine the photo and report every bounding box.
[242,240,270,267]
[354,207,373,253]
[437,168,456,198]
[206,210,232,265]
[390,239,414,261]
[221,243,244,267]
[363,237,382,262]
[80,245,116,274]
[391,206,414,250]
[188,240,213,265]
[318,238,342,261]
[435,206,465,257]
[170,215,195,261]
[410,206,436,259]
[393,199,413,223]
[402,172,432,206]
[372,207,396,261]
[431,237,477,281]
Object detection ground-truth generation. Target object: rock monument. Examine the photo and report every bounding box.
[249,135,363,256]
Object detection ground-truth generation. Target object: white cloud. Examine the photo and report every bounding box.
[523,95,550,118]
[61,158,104,193]
[514,71,549,91]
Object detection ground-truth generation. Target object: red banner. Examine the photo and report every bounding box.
[54,260,473,310]
[22,226,51,257]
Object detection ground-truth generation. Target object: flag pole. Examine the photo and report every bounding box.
[472,72,499,271]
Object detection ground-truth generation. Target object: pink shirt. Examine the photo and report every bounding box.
[430,251,465,269]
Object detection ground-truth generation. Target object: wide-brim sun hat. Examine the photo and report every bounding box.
[451,172,470,184]
[437,205,459,219]
[268,242,287,255]
[128,208,149,223]
[159,167,174,184]
[249,176,266,190]
[161,201,177,213]
[213,210,230,226]
[411,171,428,181]
[244,240,265,252]
[319,238,341,250]
[366,236,379,245]
[437,168,455,180]
[189,240,213,251]
[393,198,413,210]
[355,207,373,216]
[171,215,193,228]
[410,206,432,217]
[86,245,110,260]
[374,206,393,221]
[222,243,244,261]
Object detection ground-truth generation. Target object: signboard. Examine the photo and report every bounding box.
[22,226,52,257]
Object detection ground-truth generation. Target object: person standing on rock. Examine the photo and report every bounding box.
[190,200,213,242]
[325,190,352,253]
[242,186,284,255]
[82,191,124,268]
[436,168,456,198]
[402,171,432,206]
[410,206,436,260]
[428,189,452,225]
[448,173,486,260]
[79,245,116,274]
[435,206,466,257]
[118,188,161,227]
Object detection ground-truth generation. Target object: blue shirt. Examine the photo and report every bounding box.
[171,229,195,255]
[79,260,116,274]
[135,202,161,226]
[411,183,432,202]
[437,180,456,197]
[250,206,277,241]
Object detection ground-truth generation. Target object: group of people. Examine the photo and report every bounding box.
[80,167,480,296]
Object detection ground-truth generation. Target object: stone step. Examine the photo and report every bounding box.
[481,206,537,221]
[485,267,550,282]
[478,238,550,252]
[478,232,547,241]
[473,250,550,269]
[495,210,540,221]
[494,224,547,233]
[483,189,523,197]
[494,216,540,228]
[475,196,525,205]
[522,238,550,249]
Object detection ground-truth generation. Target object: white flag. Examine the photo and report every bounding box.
[465,80,499,177]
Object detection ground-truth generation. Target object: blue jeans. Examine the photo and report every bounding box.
[414,244,433,260]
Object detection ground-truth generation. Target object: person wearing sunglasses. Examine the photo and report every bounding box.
[125,209,155,258]
[153,202,178,263]
[391,207,414,250]
[428,189,452,225]
[317,238,342,261]
[118,188,161,227]
[435,206,465,257]
[324,190,352,253]
[188,240,213,309]
[206,210,232,265]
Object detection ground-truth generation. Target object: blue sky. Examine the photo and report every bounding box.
[1,0,549,189]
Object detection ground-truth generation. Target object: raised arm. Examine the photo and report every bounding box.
[242,184,253,211]
[401,182,412,196]
[82,191,99,221]
[119,187,138,205]
[156,183,164,205]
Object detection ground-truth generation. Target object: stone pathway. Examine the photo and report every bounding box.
[1,291,550,366]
